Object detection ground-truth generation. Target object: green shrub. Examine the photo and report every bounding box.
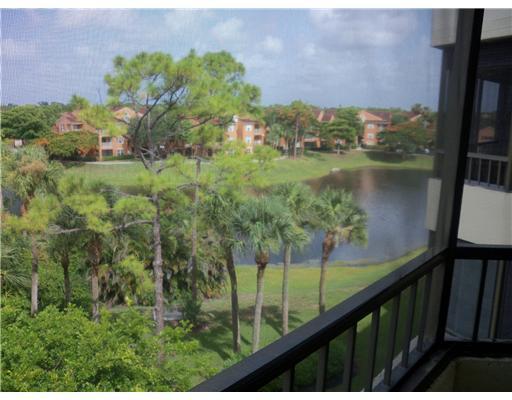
[178,290,203,327]
[1,302,217,391]
[38,258,91,311]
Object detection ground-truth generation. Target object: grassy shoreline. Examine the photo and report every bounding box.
[63,150,433,189]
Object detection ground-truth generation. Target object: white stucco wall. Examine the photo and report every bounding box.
[426,178,512,245]
[432,9,512,47]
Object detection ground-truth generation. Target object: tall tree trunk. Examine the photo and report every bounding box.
[152,195,165,334]
[88,237,102,322]
[252,262,267,354]
[225,245,241,353]
[282,243,292,335]
[190,157,201,302]
[30,235,39,316]
[91,264,100,322]
[293,117,299,159]
[319,232,335,314]
[61,252,71,306]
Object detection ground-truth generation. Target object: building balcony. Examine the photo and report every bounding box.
[426,152,512,245]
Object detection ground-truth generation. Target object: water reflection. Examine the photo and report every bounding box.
[237,168,431,266]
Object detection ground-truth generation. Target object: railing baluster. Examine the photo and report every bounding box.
[497,161,502,187]
[282,366,295,392]
[365,308,380,392]
[401,282,418,368]
[417,271,433,352]
[315,344,330,391]
[342,324,357,392]
[487,160,492,186]
[490,260,505,341]
[477,158,482,184]
[384,295,400,387]
[472,259,488,341]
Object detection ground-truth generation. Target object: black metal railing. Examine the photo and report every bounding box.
[192,244,512,392]
[192,249,448,392]
[465,152,510,190]
[452,244,512,343]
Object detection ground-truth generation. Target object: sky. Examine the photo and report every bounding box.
[1,9,443,109]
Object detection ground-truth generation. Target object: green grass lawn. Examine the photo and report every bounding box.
[192,247,426,389]
[63,150,433,190]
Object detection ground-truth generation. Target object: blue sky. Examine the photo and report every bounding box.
[1,9,442,109]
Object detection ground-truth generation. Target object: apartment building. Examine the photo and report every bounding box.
[358,110,391,146]
[309,108,336,148]
[225,115,265,152]
[52,108,133,160]
[52,111,97,135]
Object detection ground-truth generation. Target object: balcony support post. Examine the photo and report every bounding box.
[432,9,484,344]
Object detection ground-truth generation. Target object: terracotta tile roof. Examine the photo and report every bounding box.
[358,110,384,122]
[321,110,335,122]
[58,111,82,124]
[370,111,392,123]
[404,111,422,121]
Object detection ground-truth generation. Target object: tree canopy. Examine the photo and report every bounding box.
[378,120,431,155]
[321,107,362,152]
[1,105,52,139]
[105,50,261,169]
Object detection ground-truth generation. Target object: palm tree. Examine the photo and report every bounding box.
[2,146,62,214]
[1,146,62,315]
[0,241,31,294]
[235,196,296,353]
[314,189,367,314]
[266,123,285,150]
[49,205,85,306]
[271,182,314,335]
[58,177,113,322]
[203,191,243,353]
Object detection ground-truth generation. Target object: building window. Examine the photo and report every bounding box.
[228,124,235,132]
[117,149,124,156]
[367,133,375,139]
[367,123,375,129]
[117,137,124,144]
[245,136,252,143]
[102,137,112,143]
[59,124,65,132]
[102,150,113,157]
[245,125,252,132]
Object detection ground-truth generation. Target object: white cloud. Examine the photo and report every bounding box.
[301,43,317,58]
[310,9,417,48]
[1,38,37,59]
[164,9,213,34]
[261,35,283,54]
[211,18,243,42]
[54,9,136,30]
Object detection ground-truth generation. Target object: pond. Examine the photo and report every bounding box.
[236,168,432,266]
